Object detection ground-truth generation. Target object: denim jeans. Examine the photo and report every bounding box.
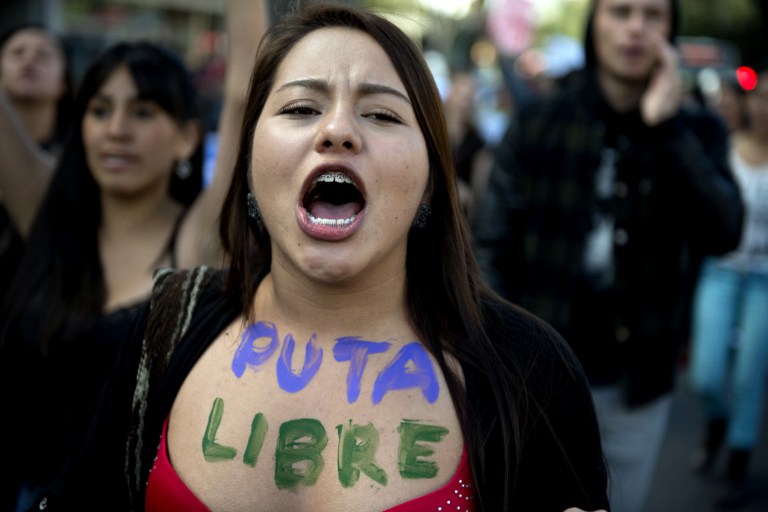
[591,385,673,512]
[689,257,768,449]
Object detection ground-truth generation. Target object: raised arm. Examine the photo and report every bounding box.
[0,87,57,237]
[176,0,268,268]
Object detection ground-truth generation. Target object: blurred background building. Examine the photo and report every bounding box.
[1,0,767,143]
[4,0,765,80]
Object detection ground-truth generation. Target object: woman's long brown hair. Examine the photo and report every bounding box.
[218,4,529,509]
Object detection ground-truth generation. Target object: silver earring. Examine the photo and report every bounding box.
[413,203,431,229]
[247,192,261,220]
[175,159,192,179]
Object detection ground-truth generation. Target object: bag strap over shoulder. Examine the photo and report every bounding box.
[144,266,216,375]
[124,265,216,506]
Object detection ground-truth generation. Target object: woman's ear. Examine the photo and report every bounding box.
[176,120,202,160]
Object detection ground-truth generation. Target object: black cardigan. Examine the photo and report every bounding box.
[42,269,609,512]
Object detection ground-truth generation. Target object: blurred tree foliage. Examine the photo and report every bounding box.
[532,0,766,67]
[679,0,766,65]
[358,0,767,70]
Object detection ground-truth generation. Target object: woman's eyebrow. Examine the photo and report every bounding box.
[276,78,411,105]
[276,78,328,94]
[358,83,411,105]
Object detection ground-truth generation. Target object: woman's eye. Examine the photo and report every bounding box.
[365,109,402,124]
[279,103,318,116]
[134,103,158,119]
[86,104,110,119]
[36,48,55,61]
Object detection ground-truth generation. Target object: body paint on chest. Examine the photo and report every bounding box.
[337,420,387,487]
[274,418,328,489]
[201,398,449,490]
[232,321,440,404]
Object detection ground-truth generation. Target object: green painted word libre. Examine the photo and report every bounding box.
[202,397,450,490]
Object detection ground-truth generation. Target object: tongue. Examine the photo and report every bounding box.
[309,201,360,220]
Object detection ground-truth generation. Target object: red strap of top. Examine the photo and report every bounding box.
[146,417,475,512]
[145,418,208,512]
[381,447,475,512]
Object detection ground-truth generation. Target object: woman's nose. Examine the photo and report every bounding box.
[107,109,130,137]
[314,105,362,153]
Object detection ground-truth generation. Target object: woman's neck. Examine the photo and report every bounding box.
[735,131,768,166]
[11,98,57,145]
[253,271,413,342]
[99,188,181,238]
[98,193,183,311]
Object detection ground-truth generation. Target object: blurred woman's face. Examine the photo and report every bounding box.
[82,66,197,200]
[745,72,768,135]
[0,28,66,103]
[714,83,745,132]
[250,27,430,287]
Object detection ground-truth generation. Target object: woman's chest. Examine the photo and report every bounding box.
[167,321,464,510]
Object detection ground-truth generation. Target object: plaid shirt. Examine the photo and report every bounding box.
[473,72,744,405]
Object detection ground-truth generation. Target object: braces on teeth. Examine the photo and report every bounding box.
[316,172,353,184]
[306,171,358,226]
[307,213,356,227]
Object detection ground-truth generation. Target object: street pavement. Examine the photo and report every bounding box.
[643,367,768,512]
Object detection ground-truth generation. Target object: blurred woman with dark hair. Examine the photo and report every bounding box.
[0,23,74,313]
[0,1,266,509]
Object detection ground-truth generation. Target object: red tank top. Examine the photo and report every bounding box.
[146,417,475,511]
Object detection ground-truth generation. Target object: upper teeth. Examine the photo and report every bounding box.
[307,214,355,227]
[316,172,353,185]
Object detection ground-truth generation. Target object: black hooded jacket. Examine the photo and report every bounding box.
[473,0,744,406]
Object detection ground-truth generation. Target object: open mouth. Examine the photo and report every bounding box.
[302,171,365,228]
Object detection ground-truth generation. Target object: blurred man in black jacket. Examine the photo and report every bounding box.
[473,0,744,511]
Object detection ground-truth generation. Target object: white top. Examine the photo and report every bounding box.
[719,146,768,274]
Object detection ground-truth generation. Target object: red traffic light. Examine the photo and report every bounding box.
[736,66,758,91]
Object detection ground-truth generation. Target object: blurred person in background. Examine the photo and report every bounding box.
[0,24,72,152]
[711,71,749,134]
[443,68,492,219]
[0,23,73,310]
[472,0,744,511]
[0,0,266,509]
[688,59,768,510]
